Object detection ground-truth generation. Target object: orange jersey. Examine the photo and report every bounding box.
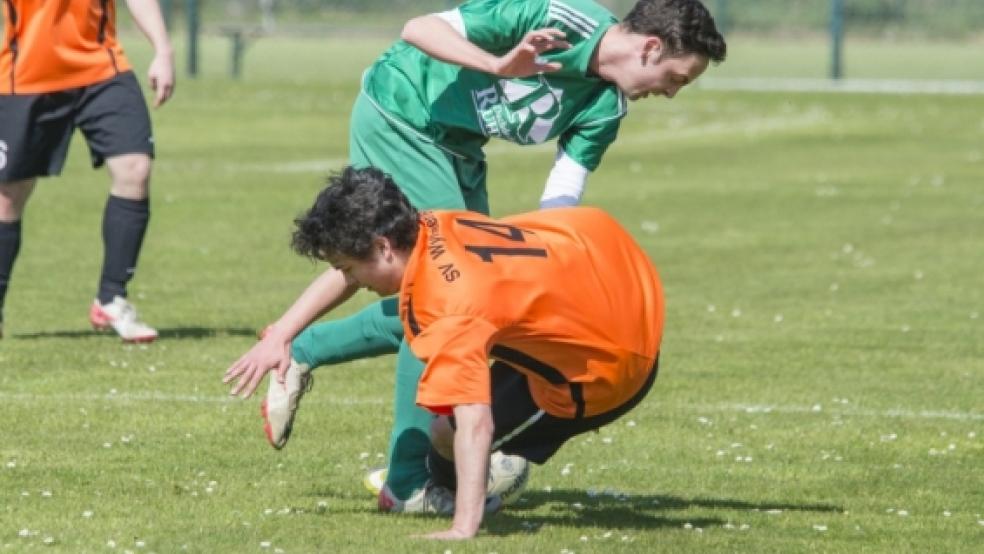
[401,207,664,419]
[1,0,132,94]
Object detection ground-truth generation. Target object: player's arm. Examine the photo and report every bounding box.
[425,402,493,540]
[124,0,175,107]
[540,150,590,209]
[401,12,569,78]
[542,98,625,208]
[223,268,358,397]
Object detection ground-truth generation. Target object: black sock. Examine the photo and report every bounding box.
[98,196,149,305]
[427,448,457,490]
[0,219,22,320]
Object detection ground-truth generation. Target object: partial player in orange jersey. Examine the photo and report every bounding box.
[0,0,174,341]
[285,165,663,539]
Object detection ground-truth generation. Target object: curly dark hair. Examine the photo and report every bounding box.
[291,166,419,261]
[623,0,727,63]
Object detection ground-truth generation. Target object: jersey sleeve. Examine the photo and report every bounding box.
[412,315,501,413]
[559,88,625,171]
[456,0,548,54]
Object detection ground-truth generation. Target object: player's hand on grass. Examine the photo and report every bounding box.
[417,527,477,540]
[147,51,176,108]
[492,28,570,77]
[223,326,291,398]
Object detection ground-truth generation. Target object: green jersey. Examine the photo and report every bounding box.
[362,0,626,171]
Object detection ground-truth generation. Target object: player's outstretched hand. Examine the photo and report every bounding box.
[223,327,291,398]
[147,51,176,108]
[416,528,476,541]
[492,28,570,77]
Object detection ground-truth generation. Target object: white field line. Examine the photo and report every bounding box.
[223,158,348,174]
[0,391,978,421]
[698,77,984,96]
[691,403,984,422]
[0,390,384,406]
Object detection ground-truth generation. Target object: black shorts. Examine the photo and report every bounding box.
[0,71,154,182]
[483,356,659,464]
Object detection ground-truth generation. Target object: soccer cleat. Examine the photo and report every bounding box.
[89,296,158,343]
[486,451,531,505]
[363,467,388,496]
[260,359,312,449]
[377,481,502,515]
[364,451,529,504]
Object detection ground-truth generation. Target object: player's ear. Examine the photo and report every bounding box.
[374,236,393,259]
[643,36,663,64]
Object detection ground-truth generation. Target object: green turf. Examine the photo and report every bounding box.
[1,36,982,552]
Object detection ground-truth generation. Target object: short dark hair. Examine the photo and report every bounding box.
[291,166,419,261]
[623,0,727,63]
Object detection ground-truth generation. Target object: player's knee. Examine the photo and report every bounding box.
[430,416,454,459]
[107,154,152,199]
[0,179,36,220]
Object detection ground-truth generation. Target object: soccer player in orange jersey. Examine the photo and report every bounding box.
[0,0,174,341]
[286,166,664,539]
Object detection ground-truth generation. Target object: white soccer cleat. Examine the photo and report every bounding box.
[486,451,531,505]
[365,451,529,504]
[89,296,158,343]
[260,359,312,450]
[377,481,502,515]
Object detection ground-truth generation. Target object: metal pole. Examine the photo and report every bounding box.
[160,0,173,30]
[186,0,199,78]
[715,0,730,36]
[830,0,844,80]
[230,31,244,79]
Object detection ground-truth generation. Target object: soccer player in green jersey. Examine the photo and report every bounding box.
[225,0,725,512]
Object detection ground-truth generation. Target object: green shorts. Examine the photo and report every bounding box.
[349,92,489,214]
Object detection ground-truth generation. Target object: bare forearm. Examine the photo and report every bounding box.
[450,404,494,537]
[124,0,173,55]
[401,14,497,74]
[268,268,358,342]
[402,14,569,79]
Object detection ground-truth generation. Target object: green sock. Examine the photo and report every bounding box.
[290,297,403,367]
[384,342,434,500]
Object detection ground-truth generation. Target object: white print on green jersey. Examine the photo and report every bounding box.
[472,77,565,144]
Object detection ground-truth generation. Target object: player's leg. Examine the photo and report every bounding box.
[77,72,157,342]
[352,93,485,500]
[0,180,36,338]
[290,296,404,367]
[491,357,660,464]
[0,91,77,337]
[380,341,434,500]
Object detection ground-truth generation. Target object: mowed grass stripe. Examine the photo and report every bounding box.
[2,391,979,421]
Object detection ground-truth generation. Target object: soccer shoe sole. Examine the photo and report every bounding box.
[260,397,289,450]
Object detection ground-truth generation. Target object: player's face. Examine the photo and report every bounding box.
[623,47,708,101]
[328,239,406,297]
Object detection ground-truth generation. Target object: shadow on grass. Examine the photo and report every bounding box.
[11,326,257,340]
[301,486,842,535]
[517,489,842,513]
[484,489,842,536]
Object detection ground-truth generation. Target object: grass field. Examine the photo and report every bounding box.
[1,35,983,552]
